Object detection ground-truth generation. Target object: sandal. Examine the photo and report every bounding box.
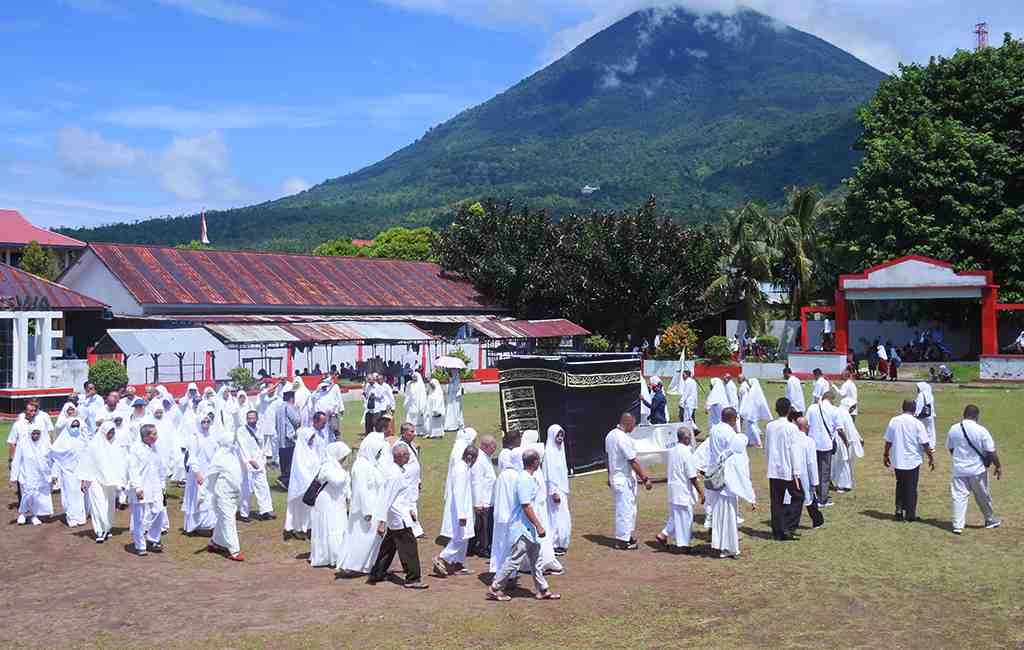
[535,591,562,600]
[486,590,511,602]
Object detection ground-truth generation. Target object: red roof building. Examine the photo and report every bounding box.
[59,242,500,317]
[0,209,87,271]
[0,262,106,311]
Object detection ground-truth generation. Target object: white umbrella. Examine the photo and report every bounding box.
[435,355,467,369]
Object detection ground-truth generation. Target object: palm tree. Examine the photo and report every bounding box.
[706,202,780,334]
[778,186,825,318]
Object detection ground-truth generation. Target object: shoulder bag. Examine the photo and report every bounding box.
[820,404,837,454]
[960,422,993,469]
[302,469,328,507]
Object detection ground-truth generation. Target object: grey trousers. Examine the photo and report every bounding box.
[951,472,995,530]
[492,534,548,594]
[816,450,833,503]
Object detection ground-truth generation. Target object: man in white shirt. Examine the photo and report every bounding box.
[811,368,830,404]
[783,367,806,415]
[128,424,166,556]
[368,445,428,589]
[764,397,802,540]
[807,390,845,507]
[469,434,498,558]
[605,412,653,550]
[883,400,935,522]
[788,415,824,530]
[678,370,700,433]
[656,425,704,552]
[945,405,1002,534]
[393,422,424,537]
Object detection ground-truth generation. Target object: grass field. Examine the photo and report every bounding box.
[2,379,1022,648]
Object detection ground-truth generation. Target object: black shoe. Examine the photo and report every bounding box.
[238,516,251,524]
[147,541,164,553]
[283,530,293,541]
[293,531,307,541]
[95,535,105,544]
[894,511,905,522]
[615,541,639,550]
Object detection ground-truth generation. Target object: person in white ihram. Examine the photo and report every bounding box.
[127,423,166,556]
[944,404,1002,534]
[605,412,653,551]
[656,425,704,553]
[77,421,127,542]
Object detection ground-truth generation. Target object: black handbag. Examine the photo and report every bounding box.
[819,404,838,454]
[302,471,327,507]
[960,423,993,468]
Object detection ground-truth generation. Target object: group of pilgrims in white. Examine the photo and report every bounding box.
[8,360,999,598]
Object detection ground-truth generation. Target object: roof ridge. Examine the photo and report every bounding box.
[88,241,438,266]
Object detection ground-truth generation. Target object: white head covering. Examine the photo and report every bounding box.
[520,429,540,447]
[326,441,352,462]
[427,377,445,416]
[723,433,755,503]
[77,421,126,487]
[738,378,771,422]
[497,447,523,472]
[544,424,569,494]
[706,378,727,407]
[649,375,662,386]
[916,382,936,415]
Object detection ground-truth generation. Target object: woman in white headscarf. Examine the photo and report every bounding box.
[489,446,523,574]
[439,427,477,542]
[426,378,446,438]
[705,378,728,426]
[711,434,756,559]
[77,421,127,542]
[310,441,352,568]
[545,425,571,555]
[10,425,54,525]
[737,378,771,447]
[151,405,181,481]
[914,382,937,451]
[202,428,245,561]
[338,439,388,574]
[284,427,324,540]
[443,369,464,432]
[638,376,652,425]
[293,376,313,427]
[182,407,219,533]
[49,413,88,527]
[403,371,429,431]
[832,397,864,491]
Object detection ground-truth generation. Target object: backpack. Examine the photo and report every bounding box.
[704,458,727,491]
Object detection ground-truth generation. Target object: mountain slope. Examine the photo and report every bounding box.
[61,8,886,250]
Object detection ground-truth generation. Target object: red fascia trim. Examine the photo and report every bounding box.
[787,351,848,356]
[981,354,1024,359]
[996,304,1024,311]
[842,284,990,292]
[0,387,74,397]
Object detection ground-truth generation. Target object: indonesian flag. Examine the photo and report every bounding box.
[200,211,210,245]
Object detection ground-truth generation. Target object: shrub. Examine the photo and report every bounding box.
[431,348,473,382]
[228,366,257,391]
[702,335,733,364]
[88,359,129,396]
[752,335,781,361]
[656,322,698,359]
[583,335,611,352]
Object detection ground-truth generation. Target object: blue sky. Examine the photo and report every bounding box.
[1,1,1021,229]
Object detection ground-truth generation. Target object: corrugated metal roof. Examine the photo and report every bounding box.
[0,262,107,310]
[106,328,229,355]
[87,243,497,314]
[126,313,498,324]
[207,320,433,345]
[473,318,590,339]
[0,210,87,249]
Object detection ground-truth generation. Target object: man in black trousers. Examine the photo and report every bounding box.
[883,399,935,522]
[788,413,825,532]
[369,445,428,589]
[764,397,801,540]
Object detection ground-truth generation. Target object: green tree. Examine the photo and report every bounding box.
[176,240,214,250]
[776,186,827,317]
[18,240,61,280]
[706,203,779,334]
[313,238,363,257]
[835,34,1024,301]
[88,359,129,396]
[365,227,435,261]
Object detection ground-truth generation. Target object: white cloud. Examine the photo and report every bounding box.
[601,55,638,89]
[281,177,311,195]
[56,126,143,176]
[686,48,708,59]
[98,94,479,132]
[53,126,245,201]
[152,0,280,27]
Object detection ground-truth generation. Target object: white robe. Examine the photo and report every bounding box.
[338,455,386,574]
[426,380,446,438]
[182,427,218,532]
[285,430,324,533]
[786,376,807,413]
[545,436,571,550]
[11,433,54,516]
[49,423,88,526]
[403,374,429,430]
[310,460,351,567]
[711,437,756,557]
[77,430,127,536]
[443,375,464,431]
[440,460,475,543]
[204,444,243,555]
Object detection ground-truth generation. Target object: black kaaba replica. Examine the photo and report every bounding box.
[497,353,641,473]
